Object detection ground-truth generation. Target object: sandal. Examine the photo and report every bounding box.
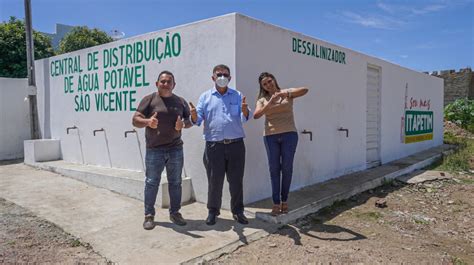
[271,204,281,216]
[281,202,289,214]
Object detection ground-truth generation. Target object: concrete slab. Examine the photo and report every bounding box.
[24,139,61,164]
[26,160,193,208]
[0,144,454,263]
[398,170,452,184]
[0,163,278,264]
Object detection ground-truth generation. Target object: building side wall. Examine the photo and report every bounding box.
[0,78,31,160]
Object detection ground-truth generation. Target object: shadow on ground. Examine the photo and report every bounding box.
[275,179,409,245]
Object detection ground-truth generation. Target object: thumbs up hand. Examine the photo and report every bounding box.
[175,115,184,131]
[241,96,249,118]
[148,112,158,129]
[189,102,197,123]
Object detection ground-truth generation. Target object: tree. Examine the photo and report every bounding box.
[0,17,54,78]
[58,26,113,54]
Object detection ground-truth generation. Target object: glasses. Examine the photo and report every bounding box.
[215,73,229,77]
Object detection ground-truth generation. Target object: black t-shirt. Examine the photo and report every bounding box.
[136,92,190,148]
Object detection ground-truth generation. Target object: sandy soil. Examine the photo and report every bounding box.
[213,174,474,264]
[0,197,109,264]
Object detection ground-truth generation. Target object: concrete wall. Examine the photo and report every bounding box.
[378,64,443,163]
[234,14,443,203]
[429,68,473,105]
[33,13,443,206]
[34,14,237,204]
[0,78,31,160]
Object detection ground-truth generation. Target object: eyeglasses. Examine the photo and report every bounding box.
[215,73,230,78]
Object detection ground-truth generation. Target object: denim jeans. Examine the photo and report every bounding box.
[144,146,183,216]
[263,131,298,205]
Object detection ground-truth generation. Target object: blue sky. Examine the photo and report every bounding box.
[1,0,473,72]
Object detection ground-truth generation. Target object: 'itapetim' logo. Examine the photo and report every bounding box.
[404,110,433,143]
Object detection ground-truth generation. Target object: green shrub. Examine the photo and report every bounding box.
[438,137,473,172]
[444,98,474,133]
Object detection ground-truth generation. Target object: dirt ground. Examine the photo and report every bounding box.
[1,172,472,264]
[1,123,472,264]
[213,173,474,264]
[0,197,109,264]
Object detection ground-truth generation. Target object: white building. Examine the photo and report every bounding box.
[42,23,75,50]
[30,13,443,206]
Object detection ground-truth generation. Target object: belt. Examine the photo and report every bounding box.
[208,138,243,144]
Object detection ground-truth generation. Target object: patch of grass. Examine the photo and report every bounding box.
[318,200,348,215]
[354,211,382,221]
[423,158,443,170]
[413,218,430,225]
[468,124,474,134]
[452,256,468,265]
[308,216,323,224]
[444,131,461,145]
[436,134,473,173]
[458,178,474,185]
[382,178,394,187]
[69,239,82,247]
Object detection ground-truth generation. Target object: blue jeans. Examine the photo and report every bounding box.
[263,131,298,205]
[144,146,183,216]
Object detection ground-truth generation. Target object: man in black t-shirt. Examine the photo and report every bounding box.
[132,70,192,230]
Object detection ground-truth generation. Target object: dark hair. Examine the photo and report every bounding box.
[157,70,175,83]
[213,64,230,74]
[257,72,281,99]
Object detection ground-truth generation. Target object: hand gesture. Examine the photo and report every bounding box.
[269,93,281,105]
[241,96,248,111]
[189,102,197,123]
[241,96,249,118]
[148,112,158,129]
[277,90,289,99]
[175,115,184,131]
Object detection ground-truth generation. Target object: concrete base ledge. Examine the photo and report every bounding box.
[24,139,61,164]
[182,229,275,264]
[26,160,194,208]
[247,144,453,225]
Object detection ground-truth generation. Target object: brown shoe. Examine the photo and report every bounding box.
[170,212,187,226]
[271,204,281,216]
[281,202,289,214]
[143,215,155,230]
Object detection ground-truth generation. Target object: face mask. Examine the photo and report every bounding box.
[216,76,229,88]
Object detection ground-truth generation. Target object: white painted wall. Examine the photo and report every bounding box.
[377,64,443,163]
[0,78,31,160]
[33,13,443,206]
[234,14,443,203]
[34,14,237,205]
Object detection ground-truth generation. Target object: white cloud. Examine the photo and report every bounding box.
[376,2,396,14]
[376,1,447,16]
[410,4,446,15]
[341,11,405,30]
[338,1,452,30]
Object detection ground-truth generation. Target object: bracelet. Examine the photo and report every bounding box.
[287,90,291,98]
